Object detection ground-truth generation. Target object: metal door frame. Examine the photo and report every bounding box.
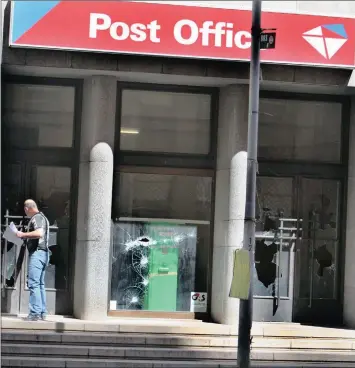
[110,165,215,320]
[292,175,344,326]
[257,90,350,326]
[1,161,76,315]
[253,174,299,322]
[1,75,82,316]
[1,161,29,315]
[257,164,346,326]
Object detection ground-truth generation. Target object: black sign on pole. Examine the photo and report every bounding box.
[260,32,276,49]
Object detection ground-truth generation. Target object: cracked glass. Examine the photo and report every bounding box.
[110,172,212,312]
[296,178,340,300]
[254,176,294,298]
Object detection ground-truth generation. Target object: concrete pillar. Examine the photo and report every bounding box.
[73,76,116,320]
[211,85,248,325]
[343,97,355,327]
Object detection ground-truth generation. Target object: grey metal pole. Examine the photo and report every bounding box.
[237,0,262,367]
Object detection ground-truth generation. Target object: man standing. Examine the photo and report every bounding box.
[16,199,50,321]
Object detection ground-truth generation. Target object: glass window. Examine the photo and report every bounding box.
[110,171,212,312]
[297,178,340,300]
[259,98,342,163]
[2,164,23,288]
[115,172,212,221]
[2,163,23,217]
[120,89,211,154]
[3,84,75,148]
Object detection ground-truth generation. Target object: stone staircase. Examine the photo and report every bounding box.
[2,316,355,367]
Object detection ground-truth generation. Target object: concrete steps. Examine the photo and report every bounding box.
[3,330,355,350]
[2,330,355,367]
[3,317,355,367]
[3,356,355,368]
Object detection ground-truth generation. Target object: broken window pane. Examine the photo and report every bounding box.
[254,176,294,298]
[110,221,209,312]
[110,171,212,312]
[296,179,340,301]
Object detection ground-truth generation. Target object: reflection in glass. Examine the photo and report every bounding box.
[1,164,23,288]
[120,89,211,154]
[301,179,339,240]
[2,164,23,217]
[259,98,342,163]
[117,173,212,222]
[111,170,212,312]
[3,84,75,148]
[111,222,202,312]
[2,242,17,287]
[297,179,340,300]
[33,166,71,290]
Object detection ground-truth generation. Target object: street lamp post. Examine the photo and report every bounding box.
[237,0,262,367]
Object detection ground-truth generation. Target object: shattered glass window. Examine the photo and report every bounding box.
[254,176,294,298]
[255,176,341,302]
[297,179,340,300]
[110,172,212,312]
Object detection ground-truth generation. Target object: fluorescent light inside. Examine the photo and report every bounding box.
[121,128,139,134]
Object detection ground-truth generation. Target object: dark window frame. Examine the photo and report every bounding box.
[258,90,350,168]
[2,75,82,154]
[112,165,214,221]
[114,82,219,170]
[1,74,83,313]
[112,82,218,320]
[257,90,350,325]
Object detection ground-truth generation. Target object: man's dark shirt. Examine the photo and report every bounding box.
[26,212,49,254]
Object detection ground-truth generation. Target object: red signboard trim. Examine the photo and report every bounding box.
[9,1,355,69]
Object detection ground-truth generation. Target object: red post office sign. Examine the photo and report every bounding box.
[9,1,355,68]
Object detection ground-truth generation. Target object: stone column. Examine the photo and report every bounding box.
[343,97,355,327]
[73,76,116,320]
[211,85,248,325]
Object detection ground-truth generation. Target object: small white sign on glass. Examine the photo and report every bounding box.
[190,292,207,313]
[109,300,117,310]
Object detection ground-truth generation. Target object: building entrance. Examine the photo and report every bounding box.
[1,76,81,316]
[253,175,343,326]
[1,161,74,315]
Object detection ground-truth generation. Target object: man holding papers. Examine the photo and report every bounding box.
[16,200,50,321]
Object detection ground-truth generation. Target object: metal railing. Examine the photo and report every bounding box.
[255,218,303,309]
[1,209,58,293]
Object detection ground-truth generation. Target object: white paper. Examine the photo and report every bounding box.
[9,222,18,234]
[3,226,23,247]
[190,292,207,313]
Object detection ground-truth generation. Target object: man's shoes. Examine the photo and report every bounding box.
[41,314,47,321]
[23,314,40,321]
